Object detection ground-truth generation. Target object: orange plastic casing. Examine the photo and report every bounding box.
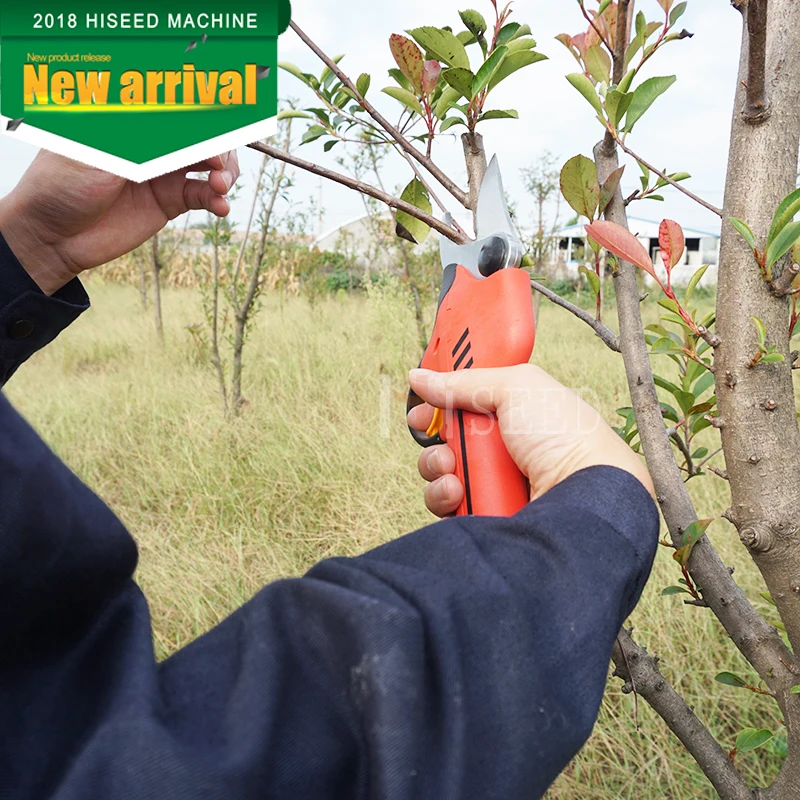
[420,265,536,517]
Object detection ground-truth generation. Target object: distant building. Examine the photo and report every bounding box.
[552,216,721,285]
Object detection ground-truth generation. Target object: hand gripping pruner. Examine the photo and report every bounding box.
[407,156,536,518]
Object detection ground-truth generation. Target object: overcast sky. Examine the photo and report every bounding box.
[0,1,743,241]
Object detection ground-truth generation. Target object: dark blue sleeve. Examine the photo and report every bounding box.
[0,230,89,386]
[0,371,659,800]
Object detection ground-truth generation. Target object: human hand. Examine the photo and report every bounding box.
[407,364,655,518]
[0,149,240,295]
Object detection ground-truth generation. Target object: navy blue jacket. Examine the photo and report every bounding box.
[0,232,659,799]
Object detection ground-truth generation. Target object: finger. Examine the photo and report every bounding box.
[408,364,561,417]
[424,475,464,518]
[185,152,228,173]
[407,401,435,432]
[417,444,457,482]
[183,179,230,216]
[208,149,240,195]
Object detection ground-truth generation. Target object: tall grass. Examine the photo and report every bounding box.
[5,279,785,797]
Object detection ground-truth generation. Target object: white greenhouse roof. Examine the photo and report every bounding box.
[554,216,720,241]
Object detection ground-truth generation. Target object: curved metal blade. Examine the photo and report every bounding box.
[476,155,516,240]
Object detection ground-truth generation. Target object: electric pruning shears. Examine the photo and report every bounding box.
[407,156,536,518]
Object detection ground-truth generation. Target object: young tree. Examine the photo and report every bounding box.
[264,1,800,795]
[521,151,562,323]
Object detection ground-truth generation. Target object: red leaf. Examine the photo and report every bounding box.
[389,34,424,95]
[659,219,685,274]
[585,220,657,279]
[422,60,441,96]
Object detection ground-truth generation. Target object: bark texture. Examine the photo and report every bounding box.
[714,1,800,793]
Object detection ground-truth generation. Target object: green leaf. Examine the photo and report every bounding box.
[566,73,604,116]
[762,353,786,364]
[301,125,327,145]
[692,447,709,460]
[598,0,613,14]
[654,373,683,395]
[459,9,487,38]
[736,729,774,753]
[396,178,432,244]
[662,585,691,596]
[760,591,776,606]
[766,220,800,271]
[434,86,462,118]
[673,518,713,566]
[276,109,313,120]
[670,1,688,25]
[791,685,800,694]
[478,109,519,121]
[382,87,423,115]
[730,217,756,251]
[407,27,470,70]
[692,371,715,398]
[323,140,338,153]
[442,68,475,101]
[496,22,521,47]
[650,337,681,355]
[506,37,538,54]
[623,75,677,132]
[579,265,602,296]
[279,62,311,86]
[560,155,600,220]
[584,45,612,85]
[599,166,625,215]
[440,116,467,132]
[472,46,508,97]
[388,67,413,92]
[753,316,768,348]
[319,54,345,87]
[605,90,633,129]
[488,50,547,91]
[356,73,371,98]
[715,672,748,688]
[618,68,636,93]
[685,264,710,307]
[769,188,800,244]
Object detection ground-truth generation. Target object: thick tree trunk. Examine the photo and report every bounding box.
[714,1,800,793]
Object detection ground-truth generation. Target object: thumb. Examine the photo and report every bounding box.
[408,367,518,414]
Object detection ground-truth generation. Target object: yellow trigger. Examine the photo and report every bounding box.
[426,407,445,439]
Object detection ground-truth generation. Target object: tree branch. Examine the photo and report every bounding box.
[289,21,469,209]
[770,262,800,296]
[247,141,467,244]
[611,133,724,218]
[530,280,620,352]
[612,631,756,800]
[595,5,795,689]
[744,0,771,124]
[578,0,613,52]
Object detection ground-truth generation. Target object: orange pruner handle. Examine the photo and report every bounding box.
[407,264,536,518]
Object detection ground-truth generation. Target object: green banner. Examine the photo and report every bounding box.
[0,1,291,175]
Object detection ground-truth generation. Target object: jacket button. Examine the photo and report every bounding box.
[10,319,34,340]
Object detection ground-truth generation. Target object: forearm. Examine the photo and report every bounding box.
[0,228,88,386]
